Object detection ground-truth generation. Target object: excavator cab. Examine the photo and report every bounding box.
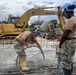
[0,15,23,37]
[9,17,19,24]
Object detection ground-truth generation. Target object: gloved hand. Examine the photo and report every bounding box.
[56,47,61,53]
[27,44,32,48]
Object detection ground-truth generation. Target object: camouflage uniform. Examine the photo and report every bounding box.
[61,39,76,69]
[13,39,26,60]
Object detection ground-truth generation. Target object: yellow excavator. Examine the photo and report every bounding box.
[0,6,65,37]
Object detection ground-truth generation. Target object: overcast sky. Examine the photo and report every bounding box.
[0,0,76,24]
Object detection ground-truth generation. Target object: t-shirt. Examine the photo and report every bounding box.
[16,31,36,44]
[64,16,76,38]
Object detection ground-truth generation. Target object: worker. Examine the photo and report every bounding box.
[13,30,44,72]
[58,4,76,75]
[49,25,53,32]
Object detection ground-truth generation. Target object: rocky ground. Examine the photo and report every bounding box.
[0,37,76,75]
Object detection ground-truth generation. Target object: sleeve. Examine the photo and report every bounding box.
[65,20,74,30]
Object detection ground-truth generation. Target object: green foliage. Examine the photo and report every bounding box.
[25,27,32,31]
[25,23,29,28]
[58,28,63,35]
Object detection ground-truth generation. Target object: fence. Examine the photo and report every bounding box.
[0,36,59,49]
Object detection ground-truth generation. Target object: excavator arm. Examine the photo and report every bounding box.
[58,6,65,29]
[16,6,65,31]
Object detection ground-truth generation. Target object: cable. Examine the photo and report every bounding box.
[16,45,44,75]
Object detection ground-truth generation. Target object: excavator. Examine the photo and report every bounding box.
[0,6,65,38]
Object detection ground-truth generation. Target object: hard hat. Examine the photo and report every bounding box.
[64,4,75,12]
[32,26,41,36]
[62,4,75,18]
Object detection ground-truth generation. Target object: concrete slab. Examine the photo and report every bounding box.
[0,37,76,75]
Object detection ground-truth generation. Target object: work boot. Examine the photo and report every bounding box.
[19,57,30,72]
[63,67,73,75]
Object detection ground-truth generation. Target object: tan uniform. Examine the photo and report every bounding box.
[61,16,76,69]
[65,16,76,38]
[13,31,36,60]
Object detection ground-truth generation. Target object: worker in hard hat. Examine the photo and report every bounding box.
[58,4,76,75]
[13,30,44,72]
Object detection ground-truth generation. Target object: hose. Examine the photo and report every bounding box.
[16,45,45,74]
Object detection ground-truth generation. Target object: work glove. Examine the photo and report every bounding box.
[56,47,61,54]
[27,44,32,48]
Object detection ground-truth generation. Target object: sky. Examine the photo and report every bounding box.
[0,0,76,25]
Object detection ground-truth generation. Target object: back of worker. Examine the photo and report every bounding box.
[16,31,36,44]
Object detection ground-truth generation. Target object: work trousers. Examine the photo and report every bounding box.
[61,39,76,70]
[13,40,26,60]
